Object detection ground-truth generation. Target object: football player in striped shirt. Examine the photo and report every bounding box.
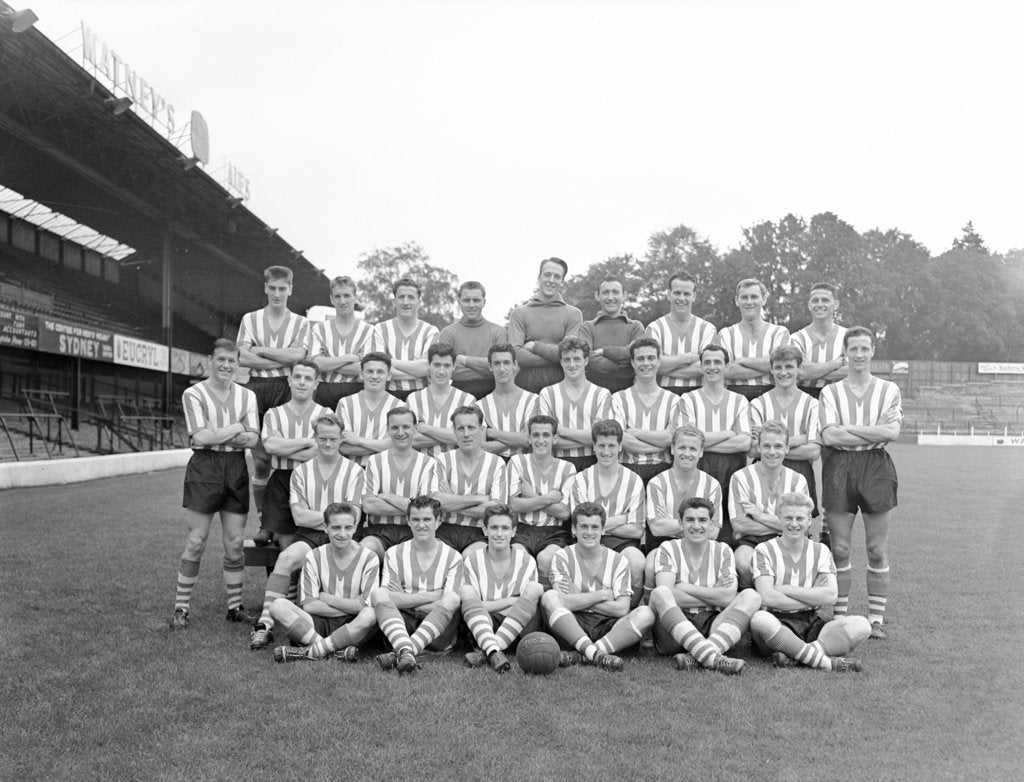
[730,421,811,588]
[478,343,540,458]
[789,282,848,399]
[438,281,508,399]
[336,352,404,466]
[750,493,870,672]
[360,407,440,561]
[435,405,506,553]
[309,275,375,410]
[820,326,902,639]
[371,496,464,673]
[270,502,380,662]
[171,339,260,630]
[643,424,723,601]
[611,337,680,486]
[649,498,759,674]
[537,337,612,472]
[718,278,789,400]
[678,344,752,543]
[460,504,544,672]
[578,277,645,394]
[370,276,439,401]
[237,266,311,545]
[540,502,655,671]
[566,419,646,608]
[405,344,476,458]
[644,272,717,395]
[504,414,576,586]
[258,360,330,549]
[249,414,366,650]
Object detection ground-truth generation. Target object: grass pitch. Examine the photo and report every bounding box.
[2,444,1023,781]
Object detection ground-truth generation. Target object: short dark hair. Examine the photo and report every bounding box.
[770,345,804,367]
[668,271,696,288]
[844,326,875,348]
[591,419,623,443]
[387,406,417,426]
[671,423,705,449]
[629,337,661,360]
[450,404,484,426]
[557,337,590,358]
[427,343,458,364]
[392,276,421,297]
[313,414,344,434]
[488,342,517,363]
[700,344,730,364]
[211,338,239,356]
[483,503,514,527]
[361,351,392,370]
[264,266,293,283]
[407,495,442,519]
[290,358,319,377]
[809,281,839,298]
[677,496,714,519]
[572,501,606,526]
[539,257,568,277]
[323,501,360,526]
[758,419,790,444]
[330,275,357,294]
[598,276,624,290]
[458,280,486,298]
[527,414,558,436]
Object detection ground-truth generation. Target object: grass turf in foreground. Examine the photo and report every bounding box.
[1,444,1023,780]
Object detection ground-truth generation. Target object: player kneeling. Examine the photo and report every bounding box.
[540,502,655,672]
[460,504,544,673]
[271,503,379,662]
[370,496,463,674]
[649,498,760,675]
[749,493,871,672]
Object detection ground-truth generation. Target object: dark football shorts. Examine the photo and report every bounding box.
[514,523,570,556]
[654,608,719,654]
[562,612,618,648]
[315,381,362,412]
[358,523,413,549]
[312,613,355,637]
[771,609,826,642]
[624,461,671,487]
[600,534,642,553]
[399,608,460,652]
[437,523,486,552]
[734,533,777,549]
[182,450,249,514]
[293,528,329,550]
[262,468,296,534]
[822,448,898,515]
[729,384,771,401]
[246,376,291,423]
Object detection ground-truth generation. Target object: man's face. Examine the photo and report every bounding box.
[669,279,696,315]
[770,358,799,390]
[408,506,440,541]
[681,507,713,544]
[779,504,812,540]
[573,514,605,550]
[594,434,621,467]
[394,285,420,319]
[537,261,565,300]
[700,350,727,383]
[330,285,356,317]
[808,288,838,321]
[265,277,291,307]
[845,335,874,371]
[527,423,556,456]
[453,413,484,451]
[458,288,485,324]
[288,365,318,403]
[484,515,515,552]
[671,434,702,470]
[360,360,391,391]
[560,349,587,380]
[326,513,358,549]
[387,413,416,450]
[210,348,238,382]
[428,354,455,386]
[595,281,624,317]
[758,431,789,468]
[489,351,518,384]
[314,424,343,457]
[735,284,765,318]
[631,346,660,380]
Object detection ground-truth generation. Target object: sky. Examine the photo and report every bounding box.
[29,0,1024,318]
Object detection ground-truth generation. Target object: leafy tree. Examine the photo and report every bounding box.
[952,221,988,253]
[354,242,459,328]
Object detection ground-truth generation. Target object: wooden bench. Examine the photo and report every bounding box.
[243,539,280,569]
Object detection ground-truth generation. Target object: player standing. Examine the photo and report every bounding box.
[477,343,540,458]
[237,266,310,545]
[789,282,848,399]
[819,326,901,639]
[370,276,439,401]
[578,277,645,394]
[507,258,583,393]
[270,502,380,662]
[649,498,759,674]
[644,272,717,395]
[749,493,870,671]
[438,281,508,399]
[336,352,404,466]
[309,275,375,411]
[460,504,544,672]
[718,278,789,400]
[170,339,260,629]
[405,344,476,457]
[541,502,655,671]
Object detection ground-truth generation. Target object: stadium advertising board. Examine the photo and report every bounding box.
[38,317,114,361]
[978,363,1024,375]
[0,309,39,349]
[113,334,168,371]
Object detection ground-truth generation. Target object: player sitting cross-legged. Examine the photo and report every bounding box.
[648,498,760,675]
[271,502,380,662]
[370,496,463,674]
[459,504,545,673]
[749,493,870,672]
[540,502,655,672]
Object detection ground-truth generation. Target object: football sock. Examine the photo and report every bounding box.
[546,606,592,657]
[461,592,501,655]
[708,599,756,654]
[660,605,718,666]
[223,555,245,610]
[373,598,414,654]
[595,616,644,655]
[866,565,889,625]
[286,571,300,603]
[494,593,539,650]
[834,563,852,616]
[410,603,455,654]
[258,572,291,630]
[314,624,359,659]
[174,558,201,612]
[764,622,830,669]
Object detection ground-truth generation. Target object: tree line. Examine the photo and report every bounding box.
[353,214,1024,361]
